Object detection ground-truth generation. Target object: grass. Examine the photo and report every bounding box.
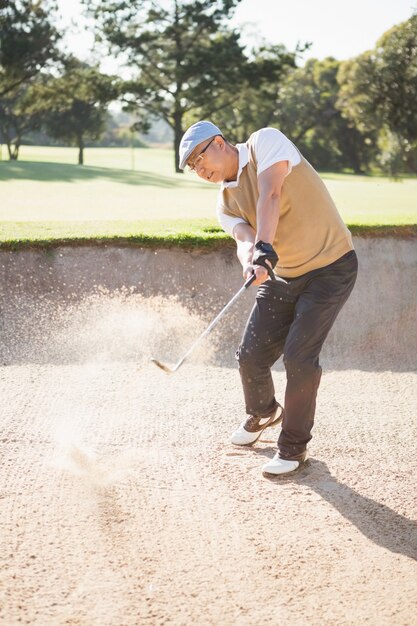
[0,145,416,247]
[0,220,231,248]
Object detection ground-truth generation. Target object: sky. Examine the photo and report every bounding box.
[56,0,416,72]
[231,0,416,60]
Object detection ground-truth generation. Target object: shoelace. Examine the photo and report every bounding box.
[246,414,269,429]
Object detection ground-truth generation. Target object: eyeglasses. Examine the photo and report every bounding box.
[187,136,218,172]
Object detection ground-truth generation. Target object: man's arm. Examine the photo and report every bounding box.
[256,160,288,244]
[232,222,274,286]
[232,160,288,286]
[232,222,256,278]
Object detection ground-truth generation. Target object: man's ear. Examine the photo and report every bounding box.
[216,136,226,151]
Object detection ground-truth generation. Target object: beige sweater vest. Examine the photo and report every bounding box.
[220,136,354,278]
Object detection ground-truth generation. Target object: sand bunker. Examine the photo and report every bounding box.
[0,240,416,625]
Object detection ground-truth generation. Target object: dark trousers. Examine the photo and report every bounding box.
[236,250,358,461]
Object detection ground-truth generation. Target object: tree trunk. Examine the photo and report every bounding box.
[405,151,417,174]
[173,111,183,173]
[344,134,365,174]
[350,150,364,174]
[7,140,20,160]
[78,135,84,165]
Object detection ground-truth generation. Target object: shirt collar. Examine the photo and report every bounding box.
[221,143,249,189]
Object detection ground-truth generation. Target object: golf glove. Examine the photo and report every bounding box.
[253,241,278,280]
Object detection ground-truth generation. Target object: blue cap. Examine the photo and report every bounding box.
[179,120,222,170]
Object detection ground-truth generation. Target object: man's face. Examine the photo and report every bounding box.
[187,135,226,183]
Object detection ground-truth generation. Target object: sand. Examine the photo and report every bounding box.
[0,241,416,625]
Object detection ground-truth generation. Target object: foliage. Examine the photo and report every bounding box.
[83,0,258,170]
[377,129,408,180]
[0,0,60,97]
[274,57,375,172]
[91,115,148,148]
[1,1,416,174]
[31,57,120,164]
[0,82,44,159]
[196,42,302,143]
[337,14,417,174]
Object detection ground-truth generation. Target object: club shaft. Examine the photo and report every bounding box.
[172,276,255,371]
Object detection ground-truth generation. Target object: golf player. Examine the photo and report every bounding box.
[179,121,358,476]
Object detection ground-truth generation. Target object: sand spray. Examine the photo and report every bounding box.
[22,289,224,485]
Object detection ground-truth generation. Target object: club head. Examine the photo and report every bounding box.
[150,358,175,374]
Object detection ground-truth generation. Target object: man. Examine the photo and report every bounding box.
[179,121,358,476]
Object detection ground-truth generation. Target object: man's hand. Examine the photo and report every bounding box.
[243,262,270,286]
[252,241,278,275]
[247,240,278,284]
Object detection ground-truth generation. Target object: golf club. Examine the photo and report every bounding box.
[151,273,257,374]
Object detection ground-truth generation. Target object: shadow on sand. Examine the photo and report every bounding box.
[257,451,417,561]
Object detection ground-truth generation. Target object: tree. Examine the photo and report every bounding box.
[0,0,60,98]
[277,58,334,143]
[198,42,302,143]
[274,57,374,172]
[337,14,417,174]
[83,0,250,171]
[0,82,43,159]
[33,58,119,164]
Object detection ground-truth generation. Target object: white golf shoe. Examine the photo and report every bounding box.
[230,404,284,446]
[262,451,309,476]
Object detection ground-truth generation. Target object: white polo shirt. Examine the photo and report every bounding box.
[216,127,301,236]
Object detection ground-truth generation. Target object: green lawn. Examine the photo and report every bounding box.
[0,146,416,246]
